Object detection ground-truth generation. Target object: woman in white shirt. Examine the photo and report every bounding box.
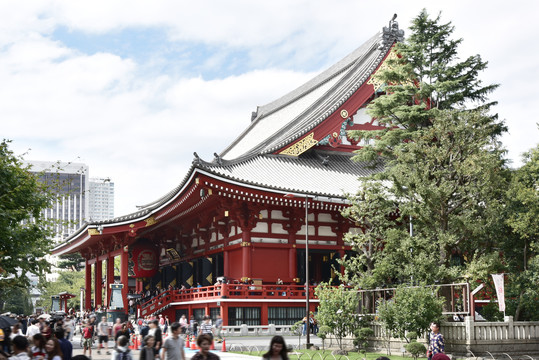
[10,324,25,340]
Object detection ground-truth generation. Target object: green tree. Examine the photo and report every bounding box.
[0,140,54,295]
[0,286,34,315]
[36,271,86,311]
[351,9,500,164]
[315,284,360,350]
[405,341,427,360]
[343,11,509,287]
[503,143,539,320]
[58,253,85,272]
[340,181,399,289]
[377,286,444,343]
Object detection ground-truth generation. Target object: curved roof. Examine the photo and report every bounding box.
[220,23,404,160]
[52,19,403,255]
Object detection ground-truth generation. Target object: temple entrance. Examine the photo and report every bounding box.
[297,249,341,285]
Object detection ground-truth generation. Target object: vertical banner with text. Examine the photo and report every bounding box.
[491,273,505,312]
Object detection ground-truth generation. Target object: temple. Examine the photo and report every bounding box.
[52,19,405,326]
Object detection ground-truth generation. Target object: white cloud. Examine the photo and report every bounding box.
[1,0,538,217]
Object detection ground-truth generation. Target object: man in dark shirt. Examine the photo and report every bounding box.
[54,328,73,360]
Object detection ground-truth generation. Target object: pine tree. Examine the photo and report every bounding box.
[343,11,509,287]
[351,9,502,164]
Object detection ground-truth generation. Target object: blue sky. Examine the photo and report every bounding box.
[1,0,538,216]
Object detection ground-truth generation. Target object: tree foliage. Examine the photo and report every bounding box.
[58,253,85,272]
[36,271,86,312]
[0,140,54,293]
[0,286,34,315]
[377,286,444,343]
[351,9,501,164]
[503,144,539,320]
[315,284,360,350]
[342,10,509,289]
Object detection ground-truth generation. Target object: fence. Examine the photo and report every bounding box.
[368,316,539,356]
[222,324,295,336]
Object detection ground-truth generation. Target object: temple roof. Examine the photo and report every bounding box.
[220,22,404,160]
[52,18,403,254]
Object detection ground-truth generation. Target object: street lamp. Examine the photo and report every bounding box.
[80,287,85,314]
[284,193,312,348]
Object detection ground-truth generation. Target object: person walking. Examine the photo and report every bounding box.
[10,336,30,360]
[427,322,445,360]
[53,328,72,360]
[139,335,157,360]
[190,334,219,360]
[147,321,162,353]
[160,323,185,360]
[81,321,94,359]
[97,317,111,355]
[213,316,222,343]
[198,317,212,341]
[44,338,63,360]
[110,335,132,360]
[261,335,289,360]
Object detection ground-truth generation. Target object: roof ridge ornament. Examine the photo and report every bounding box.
[380,13,404,49]
[213,152,223,166]
[193,152,200,165]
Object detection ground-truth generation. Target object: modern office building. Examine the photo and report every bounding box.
[27,160,90,240]
[89,177,115,221]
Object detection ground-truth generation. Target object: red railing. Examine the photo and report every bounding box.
[140,283,318,316]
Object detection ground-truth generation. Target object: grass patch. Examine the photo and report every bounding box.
[230,349,420,359]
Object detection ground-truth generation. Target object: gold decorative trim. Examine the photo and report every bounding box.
[367,50,399,91]
[88,229,100,236]
[145,216,157,227]
[279,132,318,157]
[241,242,251,247]
[340,109,349,119]
[129,224,135,228]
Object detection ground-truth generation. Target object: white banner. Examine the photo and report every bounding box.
[491,273,505,312]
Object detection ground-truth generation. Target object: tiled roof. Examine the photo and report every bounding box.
[198,151,381,197]
[220,22,404,160]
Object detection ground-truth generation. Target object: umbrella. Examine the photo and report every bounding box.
[38,314,51,320]
[0,315,17,329]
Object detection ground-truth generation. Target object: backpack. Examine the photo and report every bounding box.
[115,349,131,360]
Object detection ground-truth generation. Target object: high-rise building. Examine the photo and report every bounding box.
[27,160,90,240]
[26,160,89,282]
[89,177,115,221]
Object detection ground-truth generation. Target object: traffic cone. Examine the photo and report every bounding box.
[190,336,197,350]
[129,335,135,349]
[185,335,190,348]
[221,338,226,352]
[210,340,215,350]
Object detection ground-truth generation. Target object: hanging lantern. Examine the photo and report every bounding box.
[130,239,158,278]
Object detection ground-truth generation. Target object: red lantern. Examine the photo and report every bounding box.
[130,239,158,278]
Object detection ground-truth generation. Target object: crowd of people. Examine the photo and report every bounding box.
[0,311,227,360]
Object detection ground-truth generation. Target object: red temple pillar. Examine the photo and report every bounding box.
[261,303,269,325]
[106,254,114,308]
[241,230,252,280]
[85,259,92,311]
[94,259,102,308]
[220,303,228,326]
[289,247,297,281]
[121,246,129,312]
[136,279,143,293]
[223,250,230,277]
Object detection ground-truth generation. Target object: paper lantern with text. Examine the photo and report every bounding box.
[130,239,158,278]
